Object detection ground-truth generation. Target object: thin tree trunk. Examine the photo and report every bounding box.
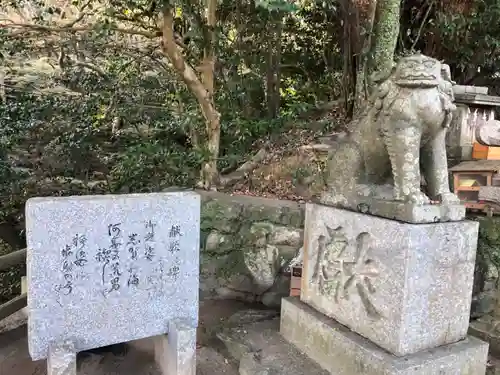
[266,12,283,119]
[199,0,220,188]
[354,0,377,113]
[341,0,356,118]
[367,0,401,92]
[160,6,221,189]
[341,0,377,118]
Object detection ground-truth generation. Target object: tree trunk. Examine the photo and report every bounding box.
[199,0,220,189]
[354,0,377,113]
[341,0,357,118]
[341,0,377,118]
[266,12,283,119]
[160,6,221,189]
[367,0,401,91]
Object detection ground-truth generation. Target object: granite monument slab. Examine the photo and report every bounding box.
[26,192,200,374]
[301,203,479,356]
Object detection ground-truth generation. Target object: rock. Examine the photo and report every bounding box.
[205,231,233,254]
[244,245,280,294]
[217,317,328,375]
[471,292,496,318]
[215,287,257,302]
[227,310,279,326]
[239,351,280,375]
[198,191,304,303]
[268,226,302,247]
[216,331,254,362]
[261,273,290,308]
[197,346,239,375]
[216,309,279,362]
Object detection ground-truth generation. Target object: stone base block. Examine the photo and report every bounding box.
[469,315,500,358]
[319,192,465,224]
[47,342,77,375]
[301,203,478,356]
[281,297,488,375]
[154,320,197,375]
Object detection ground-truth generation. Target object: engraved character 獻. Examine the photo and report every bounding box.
[313,225,381,319]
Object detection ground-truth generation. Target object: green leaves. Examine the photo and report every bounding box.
[255,0,299,13]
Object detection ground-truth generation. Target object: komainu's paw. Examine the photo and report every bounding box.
[405,191,430,205]
[439,192,460,205]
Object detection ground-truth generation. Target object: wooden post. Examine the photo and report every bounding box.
[0,294,27,321]
[21,276,27,295]
[0,248,26,271]
[155,320,196,375]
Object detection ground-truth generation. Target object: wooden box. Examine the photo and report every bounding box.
[290,266,302,297]
[472,143,500,160]
[450,160,500,214]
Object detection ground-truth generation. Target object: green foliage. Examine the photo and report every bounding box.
[256,0,299,12]
[0,0,498,243]
[401,0,500,84]
[477,217,500,290]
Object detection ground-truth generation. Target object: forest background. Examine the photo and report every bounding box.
[0,0,499,301]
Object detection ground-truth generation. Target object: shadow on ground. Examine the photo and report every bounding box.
[0,300,262,375]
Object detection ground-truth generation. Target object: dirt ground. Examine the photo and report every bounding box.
[1,300,499,375]
[0,300,255,375]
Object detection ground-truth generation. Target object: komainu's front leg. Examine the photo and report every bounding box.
[421,128,460,204]
[384,125,429,205]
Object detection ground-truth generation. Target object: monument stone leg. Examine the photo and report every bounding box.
[47,341,77,375]
[155,320,197,375]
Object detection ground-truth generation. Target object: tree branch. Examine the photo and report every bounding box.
[5,22,158,39]
[159,6,218,131]
[218,145,269,187]
[411,0,434,51]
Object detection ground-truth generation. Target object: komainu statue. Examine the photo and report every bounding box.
[321,54,465,223]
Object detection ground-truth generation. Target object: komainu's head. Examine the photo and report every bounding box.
[391,54,454,88]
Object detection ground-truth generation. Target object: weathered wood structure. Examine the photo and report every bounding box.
[0,248,26,320]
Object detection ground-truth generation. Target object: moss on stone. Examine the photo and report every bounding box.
[472,217,500,317]
[201,197,244,234]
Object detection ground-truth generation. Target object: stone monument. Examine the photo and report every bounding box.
[26,192,200,375]
[476,120,500,147]
[446,85,500,163]
[280,54,489,374]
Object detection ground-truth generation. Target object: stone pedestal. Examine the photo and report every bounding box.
[279,203,489,375]
[47,342,77,375]
[301,203,478,356]
[281,297,488,375]
[154,320,197,375]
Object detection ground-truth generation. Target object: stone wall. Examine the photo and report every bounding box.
[199,191,304,308]
[198,191,500,317]
[472,217,500,318]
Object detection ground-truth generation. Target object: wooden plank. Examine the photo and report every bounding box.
[450,160,500,172]
[0,293,26,321]
[0,248,26,271]
[456,186,481,191]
